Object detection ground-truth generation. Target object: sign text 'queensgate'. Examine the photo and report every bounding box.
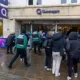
[36,8,60,15]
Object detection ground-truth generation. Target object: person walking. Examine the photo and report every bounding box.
[8,31,30,69]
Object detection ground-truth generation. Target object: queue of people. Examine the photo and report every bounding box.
[43,30,80,80]
[6,30,80,80]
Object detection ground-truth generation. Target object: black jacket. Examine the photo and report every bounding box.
[66,32,80,58]
[46,35,52,48]
[52,33,66,52]
[6,34,15,46]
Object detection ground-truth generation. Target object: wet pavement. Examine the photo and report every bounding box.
[0,49,80,80]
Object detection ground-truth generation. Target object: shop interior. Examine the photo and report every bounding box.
[0,21,3,37]
[21,23,80,35]
[21,24,55,33]
[58,24,80,35]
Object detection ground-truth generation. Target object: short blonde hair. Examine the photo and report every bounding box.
[47,31,53,36]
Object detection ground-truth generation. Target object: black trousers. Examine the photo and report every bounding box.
[8,48,28,67]
[45,48,52,68]
[33,42,41,54]
[7,45,13,53]
[67,54,78,77]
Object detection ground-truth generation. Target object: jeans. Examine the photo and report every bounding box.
[7,45,13,53]
[45,48,52,68]
[8,48,28,67]
[33,42,41,54]
[67,54,78,77]
[52,52,62,75]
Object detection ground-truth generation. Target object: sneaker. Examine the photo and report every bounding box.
[74,73,78,78]
[8,66,12,69]
[47,68,51,71]
[20,58,24,62]
[52,71,55,75]
[44,66,47,69]
[55,73,61,77]
[67,76,71,80]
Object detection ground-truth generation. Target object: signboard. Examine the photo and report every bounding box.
[36,8,60,15]
[0,0,8,5]
[0,38,6,48]
[0,6,8,19]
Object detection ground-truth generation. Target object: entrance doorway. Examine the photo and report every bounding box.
[21,23,55,34]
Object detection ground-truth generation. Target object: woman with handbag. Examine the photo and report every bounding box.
[52,31,66,77]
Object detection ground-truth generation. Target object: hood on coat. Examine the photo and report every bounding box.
[69,32,78,40]
[53,33,62,40]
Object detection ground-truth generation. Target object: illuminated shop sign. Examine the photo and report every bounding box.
[0,6,8,19]
[36,8,60,15]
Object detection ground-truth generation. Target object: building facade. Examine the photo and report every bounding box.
[3,0,80,37]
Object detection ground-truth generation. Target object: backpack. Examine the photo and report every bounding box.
[15,34,27,49]
[32,31,40,42]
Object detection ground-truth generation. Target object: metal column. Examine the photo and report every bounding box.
[30,24,33,33]
[55,23,58,33]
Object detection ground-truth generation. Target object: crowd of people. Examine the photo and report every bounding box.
[6,30,80,80]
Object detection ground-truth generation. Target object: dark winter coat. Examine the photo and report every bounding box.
[66,32,80,59]
[46,35,52,48]
[52,33,66,53]
[6,34,15,46]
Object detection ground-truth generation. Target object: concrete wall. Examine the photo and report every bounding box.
[8,5,80,20]
[15,21,21,35]
[3,19,21,38]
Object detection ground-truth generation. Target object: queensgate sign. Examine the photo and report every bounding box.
[36,8,60,15]
[0,0,8,19]
[0,6,8,19]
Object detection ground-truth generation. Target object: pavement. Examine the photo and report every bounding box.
[0,49,80,80]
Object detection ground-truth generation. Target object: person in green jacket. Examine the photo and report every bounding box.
[32,31,42,55]
[8,31,30,69]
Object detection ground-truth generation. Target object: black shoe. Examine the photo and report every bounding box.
[6,52,10,54]
[25,64,30,67]
[8,65,12,69]
[38,53,42,55]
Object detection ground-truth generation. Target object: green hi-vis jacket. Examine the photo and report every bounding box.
[31,31,42,43]
[15,34,28,50]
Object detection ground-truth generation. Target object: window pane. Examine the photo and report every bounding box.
[61,0,66,4]
[29,0,33,5]
[37,0,41,5]
[71,0,77,3]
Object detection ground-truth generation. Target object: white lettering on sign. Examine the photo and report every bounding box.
[1,8,7,17]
